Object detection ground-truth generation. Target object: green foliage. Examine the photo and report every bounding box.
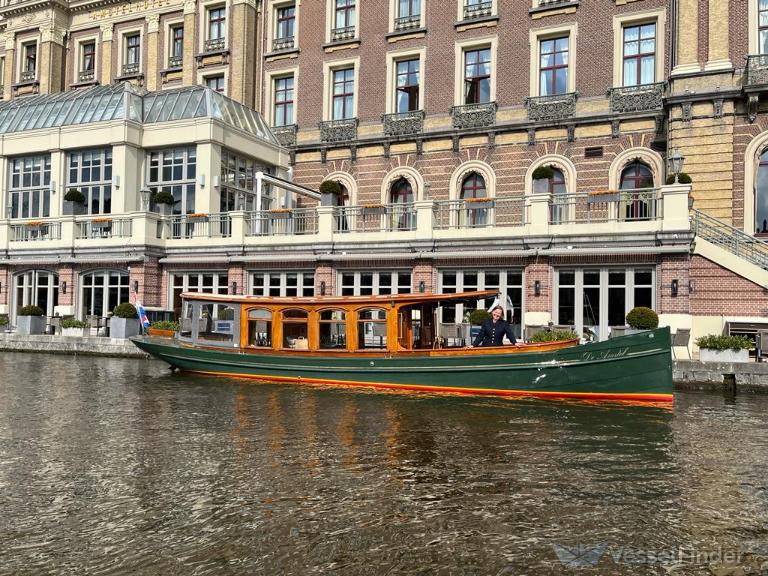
[112,303,138,319]
[319,180,343,196]
[531,329,579,343]
[20,305,44,316]
[60,318,89,329]
[0,314,8,326]
[695,334,753,351]
[665,172,693,185]
[150,320,179,331]
[625,306,659,329]
[152,191,175,205]
[468,309,491,325]
[64,188,85,203]
[218,308,235,320]
[531,165,555,180]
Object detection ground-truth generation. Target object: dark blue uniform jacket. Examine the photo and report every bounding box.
[473,318,517,347]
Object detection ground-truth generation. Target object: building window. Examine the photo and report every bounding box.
[206,75,225,93]
[389,177,415,230]
[81,42,96,74]
[122,33,141,76]
[68,148,113,215]
[13,270,58,321]
[339,271,411,296]
[80,271,129,319]
[619,161,655,221]
[332,67,355,120]
[220,149,270,212]
[539,37,568,96]
[251,271,315,297]
[620,161,654,190]
[277,4,296,41]
[205,6,226,51]
[274,75,294,126]
[170,273,228,317]
[395,58,420,113]
[756,149,768,233]
[147,147,197,215]
[464,48,491,104]
[396,0,421,28]
[761,0,768,54]
[8,155,51,219]
[460,173,488,227]
[334,0,356,33]
[21,43,37,81]
[169,25,184,67]
[623,23,656,86]
[546,167,568,224]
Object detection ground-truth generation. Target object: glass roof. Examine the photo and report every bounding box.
[0,83,278,144]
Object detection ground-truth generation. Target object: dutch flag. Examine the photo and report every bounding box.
[135,300,150,333]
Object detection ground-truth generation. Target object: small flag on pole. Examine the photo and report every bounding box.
[135,300,150,332]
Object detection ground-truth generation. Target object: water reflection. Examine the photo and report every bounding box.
[1,352,767,575]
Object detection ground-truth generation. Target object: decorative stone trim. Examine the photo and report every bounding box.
[273,124,298,147]
[525,92,577,121]
[319,118,358,143]
[608,82,665,113]
[382,110,424,137]
[449,102,497,129]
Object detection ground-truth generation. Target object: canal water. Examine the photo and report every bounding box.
[1,353,767,576]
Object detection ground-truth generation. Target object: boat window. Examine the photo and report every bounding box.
[248,308,272,348]
[319,309,346,349]
[358,308,387,349]
[282,308,309,349]
[180,300,194,338]
[197,302,238,347]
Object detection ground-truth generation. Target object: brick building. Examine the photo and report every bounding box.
[0,0,767,352]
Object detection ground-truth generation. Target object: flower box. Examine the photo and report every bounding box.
[464,198,492,209]
[62,327,89,337]
[269,209,292,219]
[17,315,46,335]
[699,348,749,363]
[587,190,621,204]
[91,218,112,229]
[186,213,209,221]
[362,204,386,215]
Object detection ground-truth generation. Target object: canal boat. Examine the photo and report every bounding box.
[130,290,673,403]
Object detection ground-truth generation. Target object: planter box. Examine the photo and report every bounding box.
[147,327,175,337]
[17,315,46,335]
[699,348,750,363]
[62,327,89,337]
[111,317,140,339]
[63,201,87,216]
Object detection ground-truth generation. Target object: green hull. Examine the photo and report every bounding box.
[131,327,673,402]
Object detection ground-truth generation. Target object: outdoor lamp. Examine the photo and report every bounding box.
[534,280,541,297]
[419,280,426,293]
[231,281,237,295]
[61,281,67,294]
[320,281,326,296]
[133,280,139,293]
[668,149,685,183]
[671,279,679,297]
[139,187,152,211]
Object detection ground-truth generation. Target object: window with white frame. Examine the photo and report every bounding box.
[123,33,141,75]
[206,74,225,93]
[274,3,296,50]
[539,36,568,96]
[219,149,270,212]
[332,0,356,41]
[332,67,355,120]
[147,147,197,215]
[13,270,58,320]
[439,269,523,337]
[170,272,229,316]
[622,22,656,86]
[395,0,421,29]
[251,271,315,297]
[339,270,411,296]
[169,24,184,67]
[463,47,491,104]
[79,41,96,81]
[555,267,655,340]
[68,148,113,215]
[21,42,37,81]
[8,155,51,219]
[80,270,129,319]
[395,58,420,113]
[206,6,227,51]
[273,75,294,126]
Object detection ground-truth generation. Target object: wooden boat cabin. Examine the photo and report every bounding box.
[177,290,515,354]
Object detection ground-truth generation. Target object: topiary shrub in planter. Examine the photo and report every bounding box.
[626,307,659,331]
[147,320,179,337]
[665,173,693,185]
[319,180,343,207]
[531,329,579,343]
[17,304,46,335]
[152,191,175,216]
[63,188,87,216]
[111,303,140,338]
[469,309,491,325]
[696,334,752,363]
[60,317,90,337]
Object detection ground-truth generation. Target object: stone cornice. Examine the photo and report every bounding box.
[0,0,67,17]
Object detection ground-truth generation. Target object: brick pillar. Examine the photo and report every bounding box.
[315,264,335,296]
[229,0,258,104]
[100,24,113,85]
[0,268,8,307]
[524,260,552,326]
[130,258,162,308]
[412,260,436,294]
[182,0,197,86]
[658,256,691,315]
[145,14,160,91]
[674,0,700,74]
[228,265,247,295]
[39,27,65,94]
[3,34,15,101]
[57,266,75,307]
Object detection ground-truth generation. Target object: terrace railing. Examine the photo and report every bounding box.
[693,209,768,270]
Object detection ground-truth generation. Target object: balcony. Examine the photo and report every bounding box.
[246,208,318,236]
[394,14,420,31]
[745,55,768,88]
[330,26,356,42]
[463,0,492,20]
[525,92,578,122]
[433,198,526,229]
[19,70,36,83]
[548,189,662,225]
[76,217,132,239]
[382,110,424,137]
[273,124,298,147]
[319,118,358,143]
[272,36,295,51]
[167,55,183,69]
[78,70,96,84]
[608,82,665,113]
[333,204,416,233]
[163,213,232,240]
[450,102,497,129]
[10,221,61,242]
[121,62,140,77]
[203,38,226,53]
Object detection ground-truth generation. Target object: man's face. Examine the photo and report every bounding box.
[491,308,503,321]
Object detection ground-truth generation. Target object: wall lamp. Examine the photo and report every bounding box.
[419,280,426,293]
[534,280,541,297]
[0,281,3,294]
[671,279,679,297]
[61,281,67,294]
[688,279,696,294]
[231,281,238,295]
[320,281,326,296]
[133,280,139,294]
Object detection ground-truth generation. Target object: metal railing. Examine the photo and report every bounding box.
[272,124,298,147]
[319,118,358,143]
[548,188,661,224]
[121,62,140,77]
[245,208,318,236]
[10,221,61,242]
[19,70,36,82]
[382,110,424,137]
[167,213,231,239]
[693,209,768,270]
[204,38,226,52]
[76,217,132,239]
[608,82,665,113]
[433,198,526,229]
[525,92,578,121]
[333,204,416,233]
[331,26,356,42]
[272,36,295,51]
[78,70,96,83]
[167,55,183,68]
[450,102,497,129]
[463,0,492,19]
[394,14,420,30]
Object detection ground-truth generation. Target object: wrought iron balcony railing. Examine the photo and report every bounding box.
[432,198,526,230]
[548,188,661,225]
[246,208,318,236]
[319,118,358,143]
[19,70,36,82]
[76,217,133,239]
[330,26,356,42]
[10,221,61,242]
[121,63,140,77]
[525,92,578,121]
[272,124,298,147]
[203,38,226,53]
[394,14,420,30]
[746,55,768,87]
[272,36,295,51]
[463,0,493,20]
[608,82,665,113]
[693,209,768,270]
[332,204,416,233]
[78,70,95,83]
[167,55,183,69]
[382,110,424,137]
[166,213,231,240]
[450,102,497,129]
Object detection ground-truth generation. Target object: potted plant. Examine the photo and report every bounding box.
[63,188,87,216]
[0,314,9,332]
[665,173,693,185]
[152,191,175,216]
[147,320,179,338]
[696,334,752,363]
[60,317,90,337]
[531,329,579,343]
[468,309,491,342]
[624,306,659,334]
[319,179,343,207]
[17,304,46,335]
[111,302,140,338]
[531,165,554,194]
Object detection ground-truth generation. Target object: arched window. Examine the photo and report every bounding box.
[319,309,346,349]
[619,161,655,221]
[13,270,58,321]
[357,308,387,349]
[333,183,349,207]
[389,177,415,230]
[282,308,308,349]
[460,173,489,227]
[756,150,768,234]
[248,308,272,348]
[460,173,487,199]
[389,177,413,203]
[81,270,129,319]
[548,168,568,224]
